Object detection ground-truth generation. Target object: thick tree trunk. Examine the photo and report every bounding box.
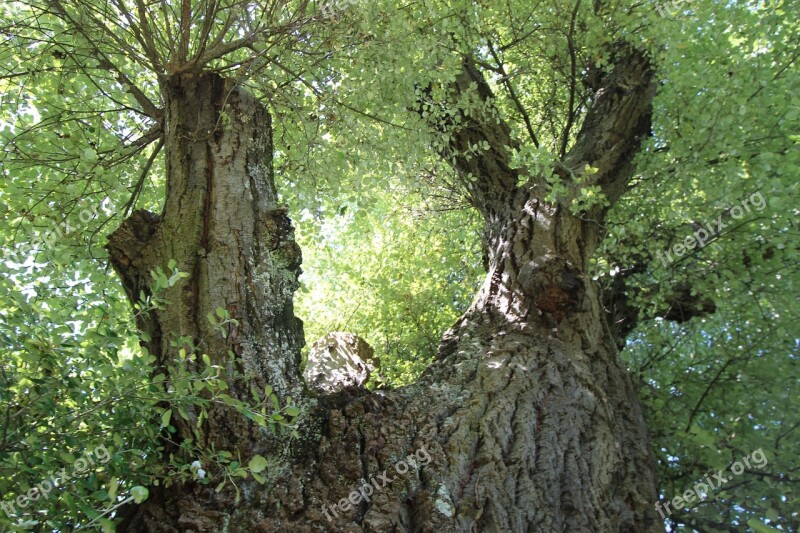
[108,73,309,529]
[111,51,663,531]
[414,195,661,531]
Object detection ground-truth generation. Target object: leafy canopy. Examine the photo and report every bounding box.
[0,0,798,531]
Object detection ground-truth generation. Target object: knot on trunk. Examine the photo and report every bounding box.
[106,209,161,299]
[108,209,161,248]
[303,332,378,393]
[262,208,302,270]
[518,257,585,321]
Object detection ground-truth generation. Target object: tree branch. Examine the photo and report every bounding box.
[49,0,162,120]
[96,59,162,120]
[486,41,539,149]
[131,0,167,72]
[122,136,164,218]
[559,0,582,158]
[563,42,656,208]
[421,56,522,213]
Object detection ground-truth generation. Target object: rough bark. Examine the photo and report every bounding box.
[304,332,378,393]
[109,72,309,529]
[113,45,664,532]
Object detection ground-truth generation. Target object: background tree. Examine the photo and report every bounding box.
[0,0,797,532]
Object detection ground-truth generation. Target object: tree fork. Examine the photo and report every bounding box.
[111,62,665,530]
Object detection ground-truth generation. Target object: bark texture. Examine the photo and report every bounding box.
[109,73,308,529]
[304,332,378,393]
[113,45,664,532]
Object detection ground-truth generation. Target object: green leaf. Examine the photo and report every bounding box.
[160,409,172,428]
[108,476,119,501]
[748,519,781,533]
[248,455,268,473]
[131,486,149,504]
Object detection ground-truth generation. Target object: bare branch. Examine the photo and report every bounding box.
[177,0,191,64]
[559,0,582,158]
[486,40,539,149]
[96,59,162,119]
[122,137,164,218]
[47,0,162,119]
[130,0,166,72]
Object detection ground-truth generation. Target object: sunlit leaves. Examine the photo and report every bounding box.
[1,0,798,530]
[295,190,482,386]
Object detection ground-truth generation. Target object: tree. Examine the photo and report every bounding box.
[1,0,797,531]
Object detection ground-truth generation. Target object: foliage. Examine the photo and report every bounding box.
[0,258,300,530]
[0,0,798,530]
[294,184,483,386]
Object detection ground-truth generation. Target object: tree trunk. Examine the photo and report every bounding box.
[112,48,663,531]
[108,72,309,529]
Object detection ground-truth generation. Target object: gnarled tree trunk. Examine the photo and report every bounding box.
[112,45,663,532]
